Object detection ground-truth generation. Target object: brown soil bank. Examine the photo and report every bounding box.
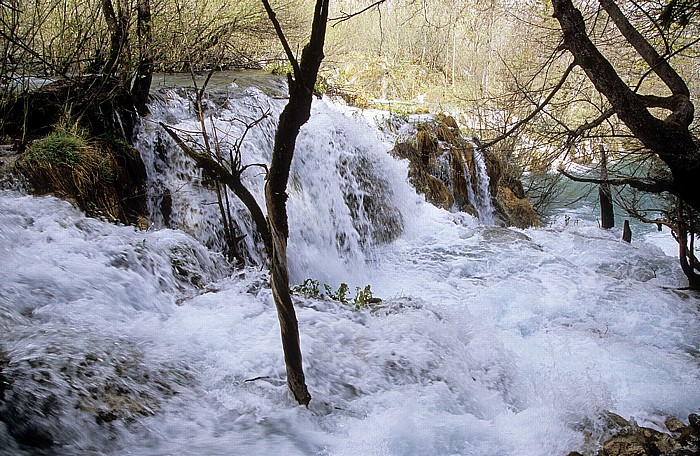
[2,76,147,226]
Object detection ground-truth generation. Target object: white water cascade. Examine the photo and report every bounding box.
[471,145,496,225]
[1,78,699,455]
[461,141,495,225]
[135,85,407,285]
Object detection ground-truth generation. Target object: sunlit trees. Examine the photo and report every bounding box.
[323,0,535,105]
[474,0,699,286]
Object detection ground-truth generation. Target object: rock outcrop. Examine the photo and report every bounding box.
[568,412,700,456]
[390,114,539,228]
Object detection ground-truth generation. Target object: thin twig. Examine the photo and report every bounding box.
[330,0,388,25]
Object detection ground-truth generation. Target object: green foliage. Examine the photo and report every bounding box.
[324,282,349,303]
[291,278,321,299]
[25,124,89,167]
[292,279,380,309]
[353,284,375,310]
[267,60,294,76]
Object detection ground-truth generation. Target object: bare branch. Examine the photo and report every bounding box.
[159,122,272,253]
[330,0,388,25]
[482,61,576,149]
[558,167,671,194]
[259,0,301,82]
[570,108,616,138]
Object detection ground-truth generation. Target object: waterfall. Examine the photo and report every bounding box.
[471,144,495,225]
[3,76,700,456]
[134,85,408,285]
[460,141,495,225]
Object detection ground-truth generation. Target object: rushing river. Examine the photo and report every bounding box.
[0,77,698,455]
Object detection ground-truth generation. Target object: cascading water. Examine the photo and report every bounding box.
[461,141,495,225]
[135,83,407,285]
[1,74,699,455]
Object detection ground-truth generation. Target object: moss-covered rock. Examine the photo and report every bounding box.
[496,187,541,229]
[390,114,538,227]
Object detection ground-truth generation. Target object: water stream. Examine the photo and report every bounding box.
[0,79,698,455]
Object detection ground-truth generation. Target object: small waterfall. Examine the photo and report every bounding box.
[471,144,495,225]
[134,87,276,267]
[134,85,406,285]
[459,140,495,225]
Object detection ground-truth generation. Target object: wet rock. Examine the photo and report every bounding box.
[580,412,700,456]
[667,417,687,433]
[689,414,700,433]
[390,115,538,227]
[0,336,194,451]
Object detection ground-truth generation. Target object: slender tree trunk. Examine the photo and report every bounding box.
[677,203,700,289]
[265,91,314,405]
[101,0,127,79]
[132,0,153,115]
[261,0,329,405]
[599,145,614,229]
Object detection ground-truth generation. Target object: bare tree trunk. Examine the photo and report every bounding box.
[101,0,127,79]
[551,0,699,212]
[677,203,700,289]
[132,0,153,115]
[261,0,329,405]
[622,220,632,243]
[599,145,614,229]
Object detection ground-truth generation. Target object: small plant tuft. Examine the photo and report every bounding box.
[291,279,321,299]
[353,284,375,309]
[15,118,141,223]
[293,279,381,309]
[324,282,349,303]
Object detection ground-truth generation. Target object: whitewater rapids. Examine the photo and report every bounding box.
[0,82,698,455]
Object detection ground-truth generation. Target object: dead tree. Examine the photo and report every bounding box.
[132,0,153,115]
[598,145,614,229]
[260,0,329,406]
[622,220,632,242]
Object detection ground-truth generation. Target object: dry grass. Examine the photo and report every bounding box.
[17,122,126,221]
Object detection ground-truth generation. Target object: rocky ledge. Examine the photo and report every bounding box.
[569,412,700,456]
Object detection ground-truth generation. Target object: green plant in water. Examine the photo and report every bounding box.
[324,282,349,303]
[353,284,374,309]
[293,279,380,309]
[291,278,321,299]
